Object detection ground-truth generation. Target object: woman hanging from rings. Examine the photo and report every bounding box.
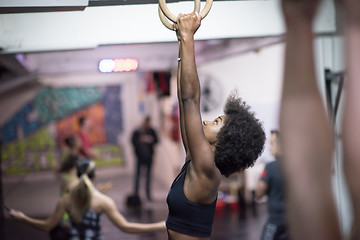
[9,162,166,240]
[165,12,265,239]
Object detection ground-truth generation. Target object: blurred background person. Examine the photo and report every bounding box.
[57,135,82,195]
[78,116,100,159]
[256,130,288,240]
[131,116,158,201]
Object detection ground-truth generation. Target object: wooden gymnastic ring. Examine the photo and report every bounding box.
[158,5,174,30]
[158,0,201,23]
[199,0,213,19]
[158,0,201,31]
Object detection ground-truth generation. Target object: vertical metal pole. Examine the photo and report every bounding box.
[334,75,344,123]
[325,69,333,119]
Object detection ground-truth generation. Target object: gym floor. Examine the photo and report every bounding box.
[3,166,267,240]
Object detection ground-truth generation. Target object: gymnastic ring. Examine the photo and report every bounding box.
[159,0,214,20]
[158,0,201,31]
[199,0,213,19]
[158,5,175,30]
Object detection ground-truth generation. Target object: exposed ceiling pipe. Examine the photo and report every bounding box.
[0,55,28,76]
[0,0,88,14]
[0,73,38,95]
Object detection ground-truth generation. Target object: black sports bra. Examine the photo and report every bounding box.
[166,160,217,238]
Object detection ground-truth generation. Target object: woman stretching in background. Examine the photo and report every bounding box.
[10,162,166,240]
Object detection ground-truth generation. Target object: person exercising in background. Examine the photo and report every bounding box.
[10,161,166,240]
[256,130,288,240]
[58,135,112,195]
[78,116,99,159]
[166,12,265,239]
[58,136,82,194]
[279,0,359,239]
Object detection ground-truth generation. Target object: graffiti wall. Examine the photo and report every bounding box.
[1,86,124,175]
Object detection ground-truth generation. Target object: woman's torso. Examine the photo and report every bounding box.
[166,160,219,240]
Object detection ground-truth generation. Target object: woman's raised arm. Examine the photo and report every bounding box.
[279,0,340,239]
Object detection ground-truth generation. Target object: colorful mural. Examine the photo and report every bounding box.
[2,127,57,174]
[1,86,124,175]
[56,103,107,146]
[1,103,41,145]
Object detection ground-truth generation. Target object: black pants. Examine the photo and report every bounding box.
[261,221,289,240]
[134,155,153,200]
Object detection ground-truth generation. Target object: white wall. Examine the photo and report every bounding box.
[198,43,285,161]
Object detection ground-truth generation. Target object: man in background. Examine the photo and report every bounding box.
[256,130,288,240]
[131,116,158,201]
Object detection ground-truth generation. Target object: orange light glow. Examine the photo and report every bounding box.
[113,58,139,72]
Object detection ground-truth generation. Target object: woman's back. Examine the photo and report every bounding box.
[65,189,107,240]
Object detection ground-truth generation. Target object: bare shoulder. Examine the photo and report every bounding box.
[93,191,116,211]
[191,151,220,180]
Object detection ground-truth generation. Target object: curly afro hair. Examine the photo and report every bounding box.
[215,91,265,177]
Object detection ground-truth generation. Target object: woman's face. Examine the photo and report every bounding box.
[203,115,226,144]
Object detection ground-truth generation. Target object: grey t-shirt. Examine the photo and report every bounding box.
[260,158,286,224]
